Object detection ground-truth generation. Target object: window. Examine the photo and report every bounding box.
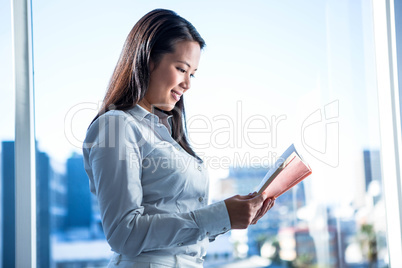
[6,0,402,267]
[0,0,15,267]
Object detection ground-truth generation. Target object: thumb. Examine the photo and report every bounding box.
[251,192,268,203]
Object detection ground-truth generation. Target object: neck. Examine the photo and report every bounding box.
[138,99,152,112]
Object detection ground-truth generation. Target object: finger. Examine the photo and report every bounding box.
[237,194,256,200]
[251,192,268,204]
[252,210,264,224]
[244,192,258,201]
[264,198,274,213]
[251,207,264,224]
[265,199,275,217]
[249,194,269,217]
[252,198,274,224]
[258,197,271,214]
[251,199,270,224]
[249,194,271,225]
[269,199,276,209]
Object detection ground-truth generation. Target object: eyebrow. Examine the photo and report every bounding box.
[176,60,197,71]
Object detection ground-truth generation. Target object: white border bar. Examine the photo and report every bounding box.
[372,0,402,266]
[12,0,37,267]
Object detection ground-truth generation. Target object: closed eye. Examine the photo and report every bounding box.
[176,67,196,78]
[177,67,186,73]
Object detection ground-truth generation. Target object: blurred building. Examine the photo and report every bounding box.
[363,150,381,189]
[1,141,15,268]
[50,171,68,234]
[363,150,382,204]
[1,143,108,267]
[36,151,51,268]
[66,153,92,230]
[1,141,53,267]
[53,153,109,266]
[64,153,104,240]
[277,226,342,268]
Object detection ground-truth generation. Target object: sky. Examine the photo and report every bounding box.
[0,0,381,203]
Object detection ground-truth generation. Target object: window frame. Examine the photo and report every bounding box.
[11,0,402,266]
[372,0,402,266]
[12,0,37,267]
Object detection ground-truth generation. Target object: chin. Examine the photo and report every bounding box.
[155,103,175,112]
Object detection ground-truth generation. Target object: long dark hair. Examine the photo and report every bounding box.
[91,9,205,158]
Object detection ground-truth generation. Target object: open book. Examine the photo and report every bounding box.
[256,144,312,197]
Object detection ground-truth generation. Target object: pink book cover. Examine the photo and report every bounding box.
[256,144,312,198]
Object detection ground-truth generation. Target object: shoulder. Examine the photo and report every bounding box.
[84,109,144,148]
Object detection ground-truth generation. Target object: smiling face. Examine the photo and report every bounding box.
[138,41,201,112]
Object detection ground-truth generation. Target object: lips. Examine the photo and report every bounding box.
[171,90,182,101]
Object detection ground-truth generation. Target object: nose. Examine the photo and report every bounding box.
[180,75,191,91]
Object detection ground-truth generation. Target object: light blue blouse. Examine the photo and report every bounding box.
[82,105,231,260]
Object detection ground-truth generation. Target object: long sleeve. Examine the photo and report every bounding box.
[83,109,231,258]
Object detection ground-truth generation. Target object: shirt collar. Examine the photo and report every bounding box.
[127,104,150,121]
[153,107,173,134]
[127,104,173,123]
[153,107,173,121]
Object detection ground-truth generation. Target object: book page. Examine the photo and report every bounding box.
[255,144,297,192]
[256,144,311,196]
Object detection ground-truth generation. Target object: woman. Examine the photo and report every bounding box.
[83,9,275,268]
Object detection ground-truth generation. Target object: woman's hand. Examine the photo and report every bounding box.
[224,193,275,229]
[251,194,275,225]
